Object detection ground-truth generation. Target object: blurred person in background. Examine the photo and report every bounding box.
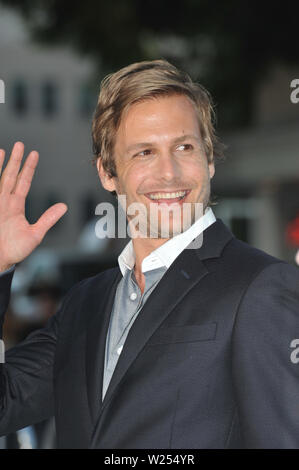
[0,60,299,449]
[1,280,62,448]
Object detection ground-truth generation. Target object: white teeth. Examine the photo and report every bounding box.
[148,191,187,200]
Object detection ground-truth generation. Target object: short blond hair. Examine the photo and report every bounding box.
[91,59,224,178]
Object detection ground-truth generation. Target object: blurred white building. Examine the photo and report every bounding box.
[0,5,120,258]
[0,5,298,264]
[213,63,299,262]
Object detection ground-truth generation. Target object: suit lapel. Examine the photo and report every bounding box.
[100,219,234,411]
[87,218,234,442]
[85,267,122,423]
[100,251,209,412]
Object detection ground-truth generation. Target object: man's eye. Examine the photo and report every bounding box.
[136,149,152,157]
[177,144,193,152]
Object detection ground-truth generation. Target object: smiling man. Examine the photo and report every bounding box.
[0,60,299,449]
[97,91,215,293]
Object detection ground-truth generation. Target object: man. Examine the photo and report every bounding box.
[0,60,299,449]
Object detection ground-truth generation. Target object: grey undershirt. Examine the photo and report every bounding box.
[102,265,167,401]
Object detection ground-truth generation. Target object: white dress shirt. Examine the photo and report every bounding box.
[118,206,216,276]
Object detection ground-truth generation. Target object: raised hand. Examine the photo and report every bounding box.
[0,142,68,272]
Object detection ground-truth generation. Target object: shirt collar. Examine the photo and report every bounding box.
[118,206,216,277]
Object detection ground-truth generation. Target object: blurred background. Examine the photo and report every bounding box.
[0,0,299,448]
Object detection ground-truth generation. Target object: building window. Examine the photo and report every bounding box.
[41,81,58,117]
[78,83,95,118]
[213,197,259,243]
[12,79,28,115]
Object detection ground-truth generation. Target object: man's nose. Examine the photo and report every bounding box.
[156,151,181,180]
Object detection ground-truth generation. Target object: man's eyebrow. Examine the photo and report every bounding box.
[125,142,155,154]
[125,134,200,154]
[172,134,200,144]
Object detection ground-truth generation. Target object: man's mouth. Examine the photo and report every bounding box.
[144,189,191,205]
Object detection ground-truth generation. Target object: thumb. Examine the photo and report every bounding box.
[32,203,68,242]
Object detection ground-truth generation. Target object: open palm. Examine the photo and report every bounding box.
[0,142,68,272]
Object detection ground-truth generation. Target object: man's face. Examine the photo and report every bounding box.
[97,94,215,239]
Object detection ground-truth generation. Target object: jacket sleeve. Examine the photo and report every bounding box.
[0,268,69,436]
[232,261,299,448]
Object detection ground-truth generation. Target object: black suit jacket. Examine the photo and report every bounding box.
[1,219,299,448]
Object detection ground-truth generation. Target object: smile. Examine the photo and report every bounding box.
[145,189,191,204]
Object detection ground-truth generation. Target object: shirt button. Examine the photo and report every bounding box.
[130,292,137,300]
[117,346,123,355]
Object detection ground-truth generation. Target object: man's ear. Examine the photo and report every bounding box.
[209,160,215,179]
[96,158,117,192]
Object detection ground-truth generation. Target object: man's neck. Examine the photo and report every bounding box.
[132,236,169,293]
[129,205,211,293]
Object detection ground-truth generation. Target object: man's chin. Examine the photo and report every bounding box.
[128,223,185,239]
[128,209,197,239]
[147,219,193,239]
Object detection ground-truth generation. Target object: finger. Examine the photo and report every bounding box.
[31,203,68,243]
[0,149,5,175]
[0,142,24,193]
[13,151,39,197]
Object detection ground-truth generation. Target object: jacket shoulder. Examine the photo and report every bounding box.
[222,236,289,272]
[56,266,119,321]
[64,265,120,300]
